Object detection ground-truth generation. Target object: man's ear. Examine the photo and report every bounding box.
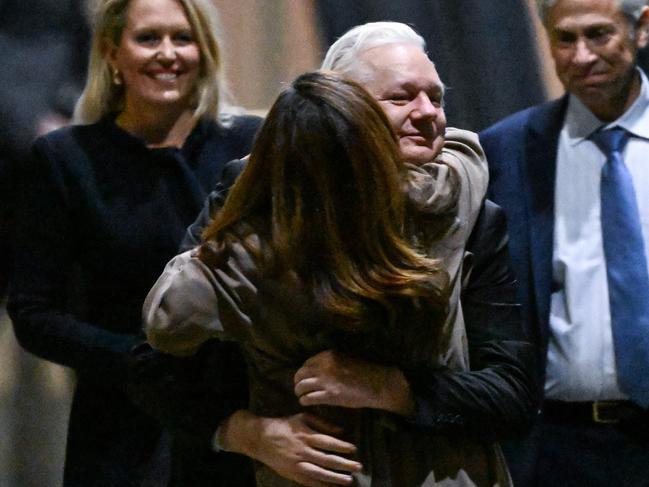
[635,6,649,49]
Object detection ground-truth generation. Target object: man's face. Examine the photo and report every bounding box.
[546,0,649,119]
[356,43,446,165]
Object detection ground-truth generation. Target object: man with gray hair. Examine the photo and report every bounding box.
[133,21,536,486]
[321,22,447,167]
[481,0,649,484]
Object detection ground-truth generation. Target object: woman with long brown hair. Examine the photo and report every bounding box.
[144,71,500,486]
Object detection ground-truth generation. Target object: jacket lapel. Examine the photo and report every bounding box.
[522,97,567,346]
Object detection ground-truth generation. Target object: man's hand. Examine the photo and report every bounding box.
[293,350,415,416]
[220,410,362,487]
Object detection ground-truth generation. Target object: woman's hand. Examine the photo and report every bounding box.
[220,410,362,487]
[293,350,415,416]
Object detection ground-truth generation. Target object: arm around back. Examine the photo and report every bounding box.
[403,200,539,441]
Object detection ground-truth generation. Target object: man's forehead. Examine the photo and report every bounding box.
[546,0,627,30]
[357,43,442,87]
[360,43,432,67]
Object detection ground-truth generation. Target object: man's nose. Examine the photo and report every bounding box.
[572,38,597,65]
[411,92,437,119]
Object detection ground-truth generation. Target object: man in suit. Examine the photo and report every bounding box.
[131,22,536,486]
[480,0,649,485]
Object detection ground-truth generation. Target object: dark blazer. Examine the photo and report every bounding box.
[479,97,568,372]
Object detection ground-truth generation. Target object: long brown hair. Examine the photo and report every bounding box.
[201,71,449,329]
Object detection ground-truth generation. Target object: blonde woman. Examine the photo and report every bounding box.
[7,0,261,484]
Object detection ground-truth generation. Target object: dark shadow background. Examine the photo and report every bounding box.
[315,0,547,132]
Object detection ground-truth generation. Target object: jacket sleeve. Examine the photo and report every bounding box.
[179,158,246,252]
[402,201,539,441]
[144,251,225,356]
[144,246,257,357]
[7,137,139,385]
[179,191,224,252]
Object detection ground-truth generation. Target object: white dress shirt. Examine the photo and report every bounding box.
[545,69,649,401]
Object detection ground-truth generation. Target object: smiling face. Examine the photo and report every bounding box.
[546,0,649,120]
[355,43,446,165]
[108,0,201,116]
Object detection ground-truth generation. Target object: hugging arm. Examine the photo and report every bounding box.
[141,244,362,486]
[179,158,247,252]
[404,201,538,440]
[293,202,538,442]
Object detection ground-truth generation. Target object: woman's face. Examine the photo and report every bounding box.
[108,0,201,114]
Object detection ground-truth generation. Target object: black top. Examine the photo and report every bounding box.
[8,114,262,485]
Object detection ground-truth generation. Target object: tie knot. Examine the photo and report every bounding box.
[590,127,629,156]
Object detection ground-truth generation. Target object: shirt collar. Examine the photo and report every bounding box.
[563,68,649,145]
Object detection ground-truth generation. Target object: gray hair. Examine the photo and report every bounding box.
[320,21,426,78]
[74,0,233,124]
[536,0,648,25]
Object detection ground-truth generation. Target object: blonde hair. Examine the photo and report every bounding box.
[74,0,231,124]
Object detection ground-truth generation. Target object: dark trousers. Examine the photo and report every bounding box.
[504,411,649,487]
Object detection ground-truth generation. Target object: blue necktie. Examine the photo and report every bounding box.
[591,127,649,408]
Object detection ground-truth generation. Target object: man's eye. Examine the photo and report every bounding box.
[387,94,410,104]
[428,94,443,107]
[555,32,576,45]
[586,27,612,44]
